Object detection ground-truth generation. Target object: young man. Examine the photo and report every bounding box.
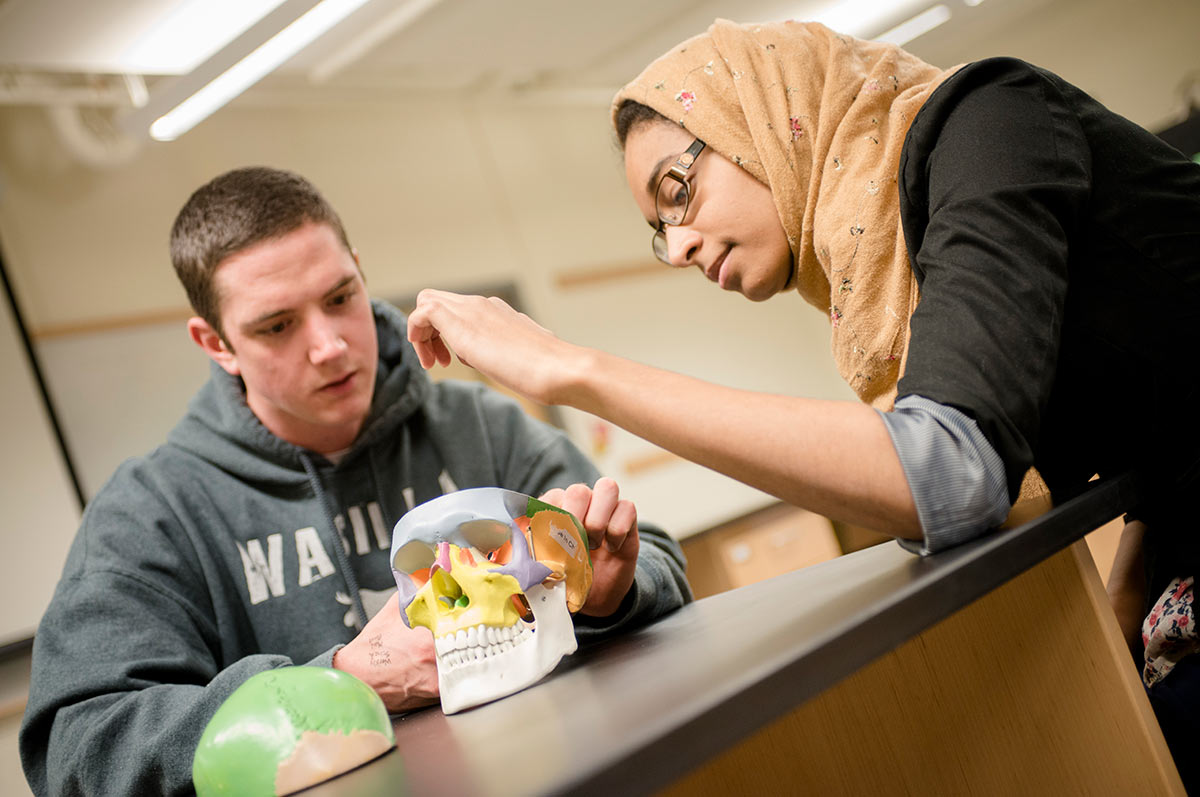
[19,167,692,796]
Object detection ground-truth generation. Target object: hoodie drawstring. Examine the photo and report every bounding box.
[301,453,369,629]
[368,424,411,524]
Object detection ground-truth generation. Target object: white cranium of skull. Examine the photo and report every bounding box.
[390,488,593,714]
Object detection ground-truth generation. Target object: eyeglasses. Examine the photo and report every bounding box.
[651,138,706,264]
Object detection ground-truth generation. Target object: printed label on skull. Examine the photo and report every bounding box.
[550,524,579,558]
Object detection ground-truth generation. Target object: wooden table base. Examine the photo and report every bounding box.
[665,542,1183,795]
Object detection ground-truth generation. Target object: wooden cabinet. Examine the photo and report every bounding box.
[681,503,845,599]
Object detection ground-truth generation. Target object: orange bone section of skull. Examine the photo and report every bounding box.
[527,510,593,612]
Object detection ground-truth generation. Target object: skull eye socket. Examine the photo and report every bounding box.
[458,518,512,555]
[393,540,436,575]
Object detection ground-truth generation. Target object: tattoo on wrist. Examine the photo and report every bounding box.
[368,633,391,667]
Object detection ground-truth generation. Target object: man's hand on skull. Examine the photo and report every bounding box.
[539,477,640,618]
[333,592,440,713]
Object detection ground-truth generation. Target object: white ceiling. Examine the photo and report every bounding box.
[0,0,290,74]
[0,0,1062,109]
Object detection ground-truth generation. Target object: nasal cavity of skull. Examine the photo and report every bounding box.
[437,592,469,609]
[433,569,467,611]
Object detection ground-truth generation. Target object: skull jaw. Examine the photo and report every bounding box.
[438,581,577,714]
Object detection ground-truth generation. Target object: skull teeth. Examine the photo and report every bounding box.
[435,622,531,670]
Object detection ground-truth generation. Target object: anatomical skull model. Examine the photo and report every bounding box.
[390,488,593,713]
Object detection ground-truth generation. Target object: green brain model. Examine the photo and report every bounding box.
[193,666,395,796]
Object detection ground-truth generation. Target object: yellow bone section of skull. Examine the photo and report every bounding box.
[528,510,593,613]
[404,543,525,640]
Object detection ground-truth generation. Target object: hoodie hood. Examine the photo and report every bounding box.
[167,298,432,486]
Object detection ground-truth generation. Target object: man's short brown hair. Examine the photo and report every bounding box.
[170,167,352,339]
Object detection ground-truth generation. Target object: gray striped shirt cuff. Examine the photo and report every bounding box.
[878,395,1011,555]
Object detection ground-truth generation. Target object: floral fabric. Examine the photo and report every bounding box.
[612,20,960,409]
[1142,575,1198,688]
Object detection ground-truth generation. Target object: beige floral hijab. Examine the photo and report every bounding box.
[612,19,959,410]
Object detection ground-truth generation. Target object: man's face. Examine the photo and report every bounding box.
[204,221,379,454]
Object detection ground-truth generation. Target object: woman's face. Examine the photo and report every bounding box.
[623,121,794,302]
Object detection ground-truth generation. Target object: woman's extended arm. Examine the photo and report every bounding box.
[407,290,920,538]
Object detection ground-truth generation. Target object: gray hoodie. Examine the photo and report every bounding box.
[20,299,691,796]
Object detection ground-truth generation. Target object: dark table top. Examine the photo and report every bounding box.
[305,472,1140,797]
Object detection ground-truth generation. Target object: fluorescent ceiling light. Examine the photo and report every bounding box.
[122,0,290,75]
[149,0,371,141]
[875,4,953,46]
[123,74,149,109]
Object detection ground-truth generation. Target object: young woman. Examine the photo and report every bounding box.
[407,20,1200,785]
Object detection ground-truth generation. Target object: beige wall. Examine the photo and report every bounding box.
[913,0,1200,133]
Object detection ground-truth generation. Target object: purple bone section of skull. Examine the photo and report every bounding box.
[395,572,421,609]
[493,519,553,589]
[396,578,418,608]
